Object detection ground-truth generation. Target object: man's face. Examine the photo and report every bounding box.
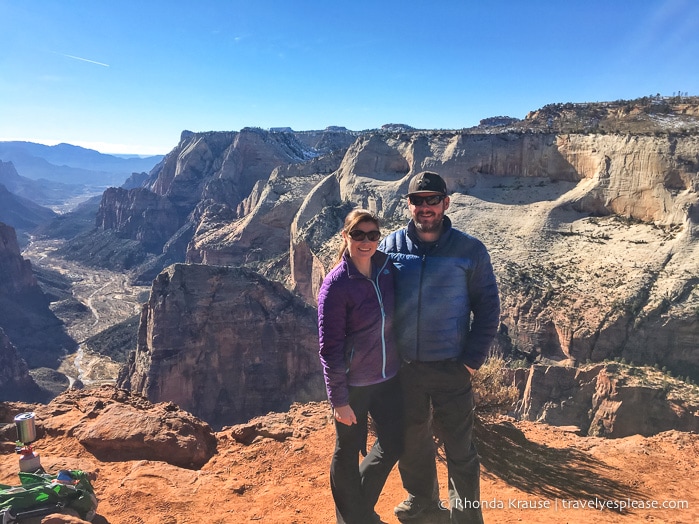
[408,192,450,234]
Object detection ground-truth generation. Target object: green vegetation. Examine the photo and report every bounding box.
[84,314,140,363]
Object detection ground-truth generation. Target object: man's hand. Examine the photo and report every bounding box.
[333,404,357,426]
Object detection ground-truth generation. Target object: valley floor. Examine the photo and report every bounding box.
[22,239,149,384]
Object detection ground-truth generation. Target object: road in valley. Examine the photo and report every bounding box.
[22,239,150,385]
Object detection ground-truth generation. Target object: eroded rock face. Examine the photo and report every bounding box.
[284,130,698,382]
[118,263,324,429]
[96,187,180,252]
[0,223,75,368]
[0,222,36,294]
[90,129,356,279]
[515,364,699,437]
[186,150,345,270]
[0,328,42,401]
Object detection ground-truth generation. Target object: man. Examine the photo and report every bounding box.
[379,171,500,524]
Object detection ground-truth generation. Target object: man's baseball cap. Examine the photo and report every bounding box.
[407,171,448,195]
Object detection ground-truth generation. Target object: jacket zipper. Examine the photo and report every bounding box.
[369,257,390,378]
[416,253,427,361]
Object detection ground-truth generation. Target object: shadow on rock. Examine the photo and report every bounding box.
[473,419,645,506]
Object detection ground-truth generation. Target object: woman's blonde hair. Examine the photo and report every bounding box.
[334,209,381,265]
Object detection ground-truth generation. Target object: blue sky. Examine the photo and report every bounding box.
[1,0,698,155]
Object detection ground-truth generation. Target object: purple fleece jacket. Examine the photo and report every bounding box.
[317,250,400,408]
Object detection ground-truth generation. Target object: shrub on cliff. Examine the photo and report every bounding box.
[472,355,519,414]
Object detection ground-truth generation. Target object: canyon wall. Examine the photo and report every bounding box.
[118,263,324,429]
[0,327,43,401]
[515,363,699,438]
[0,222,76,369]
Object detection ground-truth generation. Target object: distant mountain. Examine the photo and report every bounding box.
[0,177,57,242]
[0,182,56,227]
[0,141,164,187]
[0,159,96,212]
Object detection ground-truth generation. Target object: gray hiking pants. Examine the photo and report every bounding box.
[399,360,484,524]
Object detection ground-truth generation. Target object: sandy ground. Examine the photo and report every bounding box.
[1,405,697,524]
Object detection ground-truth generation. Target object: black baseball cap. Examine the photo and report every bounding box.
[407,171,447,195]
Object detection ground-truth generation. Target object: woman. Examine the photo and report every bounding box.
[317,209,403,524]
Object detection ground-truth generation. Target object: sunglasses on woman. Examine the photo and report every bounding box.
[408,194,446,206]
[348,229,381,242]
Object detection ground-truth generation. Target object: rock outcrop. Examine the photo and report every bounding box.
[0,223,76,368]
[0,385,217,469]
[118,263,324,428]
[0,328,43,402]
[96,187,180,252]
[287,121,699,375]
[1,391,698,523]
[515,363,699,438]
[186,149,346,271]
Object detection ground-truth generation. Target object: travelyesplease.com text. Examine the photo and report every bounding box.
[442,497,689,512]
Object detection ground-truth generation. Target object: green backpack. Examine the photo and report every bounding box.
[0,470,98,523]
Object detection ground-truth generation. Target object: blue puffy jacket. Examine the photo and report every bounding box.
[317,250,400,408]
[379,216,500,369]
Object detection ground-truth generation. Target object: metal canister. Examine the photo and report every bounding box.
[14,412,37,443]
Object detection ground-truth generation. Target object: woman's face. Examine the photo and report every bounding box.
[342,220,380,262]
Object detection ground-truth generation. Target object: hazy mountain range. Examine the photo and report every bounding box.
[0,141,163,219]
[0,141,163,185]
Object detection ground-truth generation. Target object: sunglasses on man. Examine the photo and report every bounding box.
[348,230,381,242]
[408,194,446,206]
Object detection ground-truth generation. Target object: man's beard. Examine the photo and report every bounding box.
[414,213,443,233]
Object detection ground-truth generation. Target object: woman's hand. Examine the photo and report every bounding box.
[333,404,357,426]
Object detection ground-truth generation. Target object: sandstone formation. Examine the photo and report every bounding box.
[186,148,346,271]
[0,222,36,294]
[75,128,357,283]
[118,263,324,428]
[0,328,43,402]
[282,120,699,380]
[0,223,76,368]
[96,187,180,252]
[0,385,217,469]
[515,363,699,438]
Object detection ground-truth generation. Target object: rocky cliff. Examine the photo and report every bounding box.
[514,363,699,438]
[117,263,324,428]
[0,223,76,369]
[72,128,357,283]
[0,328,43,401]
